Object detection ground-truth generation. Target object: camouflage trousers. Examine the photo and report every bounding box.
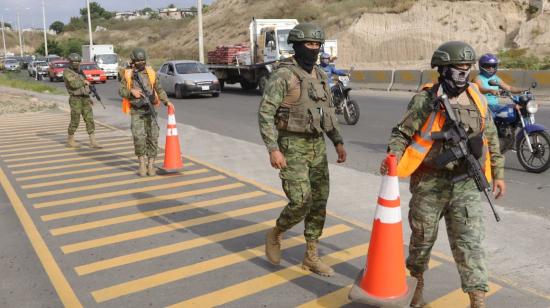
[130,111,159,158]
[275,133,330,241]
[68,97,95,135]
[406,170,488,292]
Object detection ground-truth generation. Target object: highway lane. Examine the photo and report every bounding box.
[39,77,550,218]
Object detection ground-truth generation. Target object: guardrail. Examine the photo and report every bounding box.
[348,69,550,95]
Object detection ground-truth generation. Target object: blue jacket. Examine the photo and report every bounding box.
[321,64,346,87]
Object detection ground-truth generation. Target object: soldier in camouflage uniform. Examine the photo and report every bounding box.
[119,48,173,176]
[382,41,506,308]
[259,23,347,277]
[64,53,101,148]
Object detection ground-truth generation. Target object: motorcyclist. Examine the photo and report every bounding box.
[473,53,524,116]
[319,53,347,88]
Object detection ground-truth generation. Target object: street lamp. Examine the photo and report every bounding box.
[1,16,7,57]
[197,0,204,63]
[42,0,48,56]
[86,0,93,47]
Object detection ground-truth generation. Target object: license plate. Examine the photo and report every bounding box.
[93,77,100,81]
[201,85,210,91]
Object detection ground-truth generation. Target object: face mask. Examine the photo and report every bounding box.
[293,43,320,73]
[438,65,471,97]
[134,61,146,71]
[72,62,80,71]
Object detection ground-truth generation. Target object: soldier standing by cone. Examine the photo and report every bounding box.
[64,53,101,148]
[119,48,173,177]
[258,23,347,277]
[381,41,506,308]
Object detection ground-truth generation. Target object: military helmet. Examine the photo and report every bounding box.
[130,48,147,62]
[287,23,325,44]
[68,53,81,63]
[430,41,476,68]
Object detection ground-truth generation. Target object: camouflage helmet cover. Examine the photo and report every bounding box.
[130,48,147,62]
[287,23,325,44]
[431,41,476,68]
[68,53,81,63]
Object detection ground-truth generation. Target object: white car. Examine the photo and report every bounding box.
[28,60,49,78]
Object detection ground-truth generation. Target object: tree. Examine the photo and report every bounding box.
[80,2,113,20]
[64,16,86,31]
[2,22,11,29]
[168,4,176,8]
[35,39,63,56]
[141,7,154,15]
[149,11,161,20]
[62,38,86,57]
[49,21,64,34]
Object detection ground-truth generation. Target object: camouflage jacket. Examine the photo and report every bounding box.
[64,68,90,97]
[258,59,344,152]
[387,85,505,180]
[119,68,169,109]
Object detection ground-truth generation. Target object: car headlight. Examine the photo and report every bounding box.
[212,79,219,84]
[183,80,195,86]
[526,101,538,114]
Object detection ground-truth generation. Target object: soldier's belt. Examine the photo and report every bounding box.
[278,130,323,139]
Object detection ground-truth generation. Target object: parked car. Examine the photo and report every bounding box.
[157,60,221,98]
[48,60,70,82]
[79,62,107,83]
[28,60,49,79]
[3,58,20,72]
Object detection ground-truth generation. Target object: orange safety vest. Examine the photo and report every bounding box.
[121,66,160,113]
[396,83,493,182]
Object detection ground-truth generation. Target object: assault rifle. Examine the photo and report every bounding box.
[430,94,501,222]
[78,70,106,109]
[132,70,158,125]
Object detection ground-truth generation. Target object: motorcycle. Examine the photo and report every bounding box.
[491,81,550,173]
[331,75,360,125]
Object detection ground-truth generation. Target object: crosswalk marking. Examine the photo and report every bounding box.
[34,174,227,209]
[167,243,369,307]
[50,191,265,236]
[428,282,502,308]
[0,126,112,139]
[0,135,124,151]
[41,182,245,222]
[27,168,209,198]
[11,155,142,174]
[0,128,113,143]
[8,150,135,168]
[16,161,139,182]
[4,144,133,163]
[0,121,87,133]
[90,224,351,303]
[61,199,286,254]
[75,218,276,276]
[0,137,131,156]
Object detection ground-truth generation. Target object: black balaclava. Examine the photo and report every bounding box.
[293,42,320,73]
[438,65,471,97]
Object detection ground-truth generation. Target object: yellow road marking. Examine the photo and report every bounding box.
[5,144,133,163]
[75,218,276,276]
[17,162,134,181]
[91,224,351,303]
[34,174,226,209]
[62,199,285,254]
[0,123,98,136]
[12,155,141,174]
[0,165,82,307]
[28,168,209,198]
[168,242,368,307]
[0,135,127,151]
[427,282,502,308]
[41,182,244,222]
[297,259,442,308]
[0,137,131,156]
[8,150,135,168]
[51,190,265,236]
[0,127,112,143]
[0,116,67,124]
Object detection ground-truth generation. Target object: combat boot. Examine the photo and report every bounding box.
[67,135,79,148]
[410,272,426,307]
[88,134,102,148]
[468,290,486,308]
[302,240,335,277]
[265,226,283,264]
[138,156,147,177]
[147,157,156,176]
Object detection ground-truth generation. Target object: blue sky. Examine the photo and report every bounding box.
[1,0,214,28]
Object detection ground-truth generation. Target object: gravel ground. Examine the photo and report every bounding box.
[0,87,59,115]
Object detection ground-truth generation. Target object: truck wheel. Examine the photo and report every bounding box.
[240,80,258,90]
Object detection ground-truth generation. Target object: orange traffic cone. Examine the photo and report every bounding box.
[348,154,417,307]
[158,105,184,174]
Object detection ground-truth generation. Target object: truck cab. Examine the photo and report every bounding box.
[94,53,118,79]
[250,19,298,64]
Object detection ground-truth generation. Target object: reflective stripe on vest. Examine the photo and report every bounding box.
[121,66,159,113]
[397,83,493,182]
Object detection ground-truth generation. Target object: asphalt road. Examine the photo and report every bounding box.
[38,75,550,218]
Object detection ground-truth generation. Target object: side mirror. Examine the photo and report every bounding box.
[531,82,537,89]
[167,71,174,76]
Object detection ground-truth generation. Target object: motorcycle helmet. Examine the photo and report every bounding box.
[479,53,499,77]
[320,52,330,67]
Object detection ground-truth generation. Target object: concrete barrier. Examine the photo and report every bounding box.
[523,70,550,95]
[495,70,525,88]
[364,70,393,91]
[390,70,422,92]
[419,70,438,90]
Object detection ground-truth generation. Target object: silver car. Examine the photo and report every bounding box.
[3,58,20,72]
[157,60,221,98]
[28,60,49,78]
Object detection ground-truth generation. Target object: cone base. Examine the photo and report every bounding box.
[348,270,417,308]
[157,166,184,175]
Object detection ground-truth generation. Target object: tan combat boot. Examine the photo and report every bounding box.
[67,135,79,148]
[88,133,102,148]
[138,156,147,177]
[468,290,486,308]
[302,240,335,277]
[410,272,426,308]
[147,157,156,176]
[265,227,283,264]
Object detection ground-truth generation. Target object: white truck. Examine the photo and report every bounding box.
[207,18,299,92]
[82,44,119,79]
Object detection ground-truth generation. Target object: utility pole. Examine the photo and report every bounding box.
[16,11,23,56]
[42,0,48,56]
[86,0,93,47]
[1,16,6,57]
[197,0,204,63]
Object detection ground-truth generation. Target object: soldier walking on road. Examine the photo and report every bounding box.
[259,23,347,277]
[64,53,101,148]
[119,48,173,177]
[381,41,506,308]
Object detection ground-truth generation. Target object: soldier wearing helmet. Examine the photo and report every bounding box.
[119,48,173,176]
[259,23,347,277]
[63,52,101,148]
[381,41,505,308]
